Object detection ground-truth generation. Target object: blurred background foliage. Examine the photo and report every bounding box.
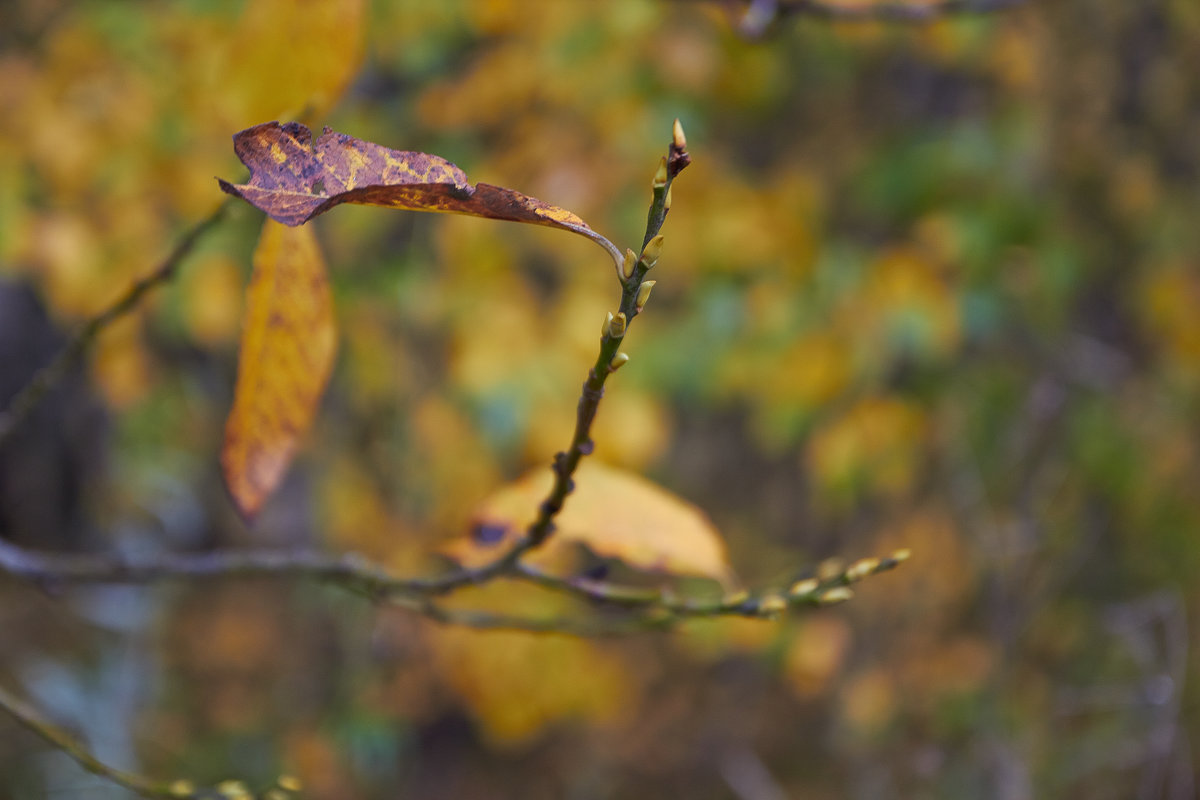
[2,0,1200,797]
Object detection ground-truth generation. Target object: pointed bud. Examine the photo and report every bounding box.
[757,594,788,617]
[788,578,819,597]
[846,558,881,582]
[169,781,197,798]
[817,557,845,581]
[635,280,656,311]
[217,781,252,800]
[724,589,750,606]
[609,351,630,371]
[664,184,673,211]
[639,234,664,269]
[652,157,668,188]
[673,118,687,150]
[819,587,854,606]
[276,776,303,793]
[607,311,627,339]
[891,548,912,563]
[622,248,637,279]
[601,311,614,337]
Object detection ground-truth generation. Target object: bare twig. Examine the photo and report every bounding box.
[707,0,1029,37]
[0,200,231,449]
[0,683,178,798]
[0,536,909,629]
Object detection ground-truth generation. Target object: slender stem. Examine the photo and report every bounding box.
[778,0,1028,22]
[0,200,231,450]
[0,684,178,798]
[0,534,908,626]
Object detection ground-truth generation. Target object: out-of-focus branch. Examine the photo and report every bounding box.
[711,0,1029,38]
[0,200,231,449]
[0,684,179,798]
[0,536,909,631]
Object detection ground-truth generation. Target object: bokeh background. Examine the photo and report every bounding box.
[3,0,1200,797]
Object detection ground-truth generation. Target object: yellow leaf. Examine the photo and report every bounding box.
[446,461,736,586]
[218,0,365,125]
[222,219,337,518]
[431,621,634,747]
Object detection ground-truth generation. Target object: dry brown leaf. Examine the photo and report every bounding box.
[218,122,620,263]
[447,461,736,586]
[221,219,337,518]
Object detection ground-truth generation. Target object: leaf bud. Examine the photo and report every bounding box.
[601,311,614,338]
[169,780,196,798]
[757,594,788,617]
[609,351,630,371]
[639,234,664,269]
[724,589,750,606]
[817,557,844,581]
[846,558,881,582]
[652,157,668,189]
[664,184,673,211]
[635,280,656,311]
[819,587,854,606]
[217,781,251,800]
[276,776,303,792]
[891,548,912,563]
[673,118,687,151]
[788,578,819,597]
[622,248,637,279]
[607,311,627,339]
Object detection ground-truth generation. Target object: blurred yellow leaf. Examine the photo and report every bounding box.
[446,461,736,585]
[181,254,244,347]
[784,616,853,698]
[807,395,926,502]
[222,219,337,518]
[218,0,365,125]
[431,621,634,747]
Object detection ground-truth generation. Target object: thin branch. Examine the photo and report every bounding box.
[0,200,231,449]
[707,0,1029,37]
[0,536,910,629]
[0,684,178,798]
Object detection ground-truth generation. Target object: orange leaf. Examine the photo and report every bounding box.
[447,461,736,586]
[218,122,620,264]
[222,219,337,518]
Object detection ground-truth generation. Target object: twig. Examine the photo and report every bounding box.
[410,122,693,591]
[0,200,231,449]
[0,536,910,630]
[709,0,1029,37]
[0,683,178,798]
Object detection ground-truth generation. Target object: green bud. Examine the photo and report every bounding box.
[788,578,819,597]
[652,157,668,189]
[757,594,788,617]
[276,776,303,792]
[819,587,854,606]
[635,280,656,311]
[609,351,630,371]
[639,234,664,269]
[608,312,627,339]
[673,118,687,150]
[622,248,637,279]
[846,558,880,582]
[169,780,196,799]
[601,311,614,338]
